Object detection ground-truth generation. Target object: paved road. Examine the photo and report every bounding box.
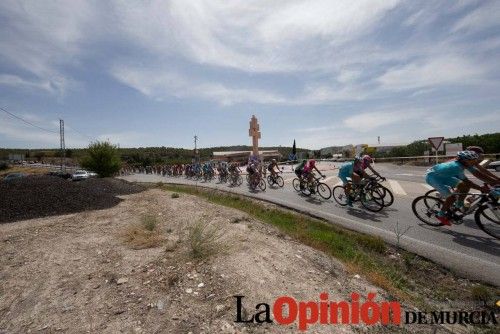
[120,162,500,286]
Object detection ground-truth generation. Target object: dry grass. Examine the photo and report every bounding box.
[187,220,227,260]
[0,165,52,177]
[122,215,165,249]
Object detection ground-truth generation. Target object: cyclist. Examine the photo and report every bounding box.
[338,155,384,206]
[302,159,326,193]
[228,160,240,175]
[466,146,500,186]
[294,159,307,179]
[425,151,486,225]
[267,159,280,178]
[217,161,228,178]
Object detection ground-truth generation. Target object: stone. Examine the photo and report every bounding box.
[117,278,128,285]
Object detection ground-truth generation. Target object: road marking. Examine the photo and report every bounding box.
[422,184,434,190]
[388,179,407,196]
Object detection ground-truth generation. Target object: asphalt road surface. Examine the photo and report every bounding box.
[120,162,500,286]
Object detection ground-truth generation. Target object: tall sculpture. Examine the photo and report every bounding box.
[248,115,261,157]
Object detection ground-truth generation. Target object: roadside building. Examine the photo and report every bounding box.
[212,150,281,163]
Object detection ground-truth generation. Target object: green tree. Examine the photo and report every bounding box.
[81,141,121,177]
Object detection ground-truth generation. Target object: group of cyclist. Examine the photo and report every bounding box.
[126,145,498,226]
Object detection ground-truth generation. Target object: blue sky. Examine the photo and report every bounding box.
[0,0,499,149]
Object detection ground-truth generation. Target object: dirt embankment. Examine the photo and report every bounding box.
[1,186,440,333]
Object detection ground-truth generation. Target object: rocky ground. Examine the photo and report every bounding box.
[0,182,469,333]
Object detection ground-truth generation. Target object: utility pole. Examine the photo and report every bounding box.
[194,135,199,163]
[59,119,65,172]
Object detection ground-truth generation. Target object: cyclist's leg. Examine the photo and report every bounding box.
[426,174,457,225]
[455,181,471,207]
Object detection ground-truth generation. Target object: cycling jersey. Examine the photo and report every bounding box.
[338,161,354,184]
[294,161,307,175]
[302,161,315,174]
[425,160,475,197]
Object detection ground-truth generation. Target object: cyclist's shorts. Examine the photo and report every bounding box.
[425,173,460,197]
[338,164,353,184]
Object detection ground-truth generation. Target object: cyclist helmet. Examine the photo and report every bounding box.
[272,159,277,163]
[465,146,484,154]
[309,159,316,167]
[362,155,373,164]
[457,150,479,161]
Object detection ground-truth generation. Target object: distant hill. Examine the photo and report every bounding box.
[0,145,311,165]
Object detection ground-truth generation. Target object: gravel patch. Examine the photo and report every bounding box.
[0,176,144,223]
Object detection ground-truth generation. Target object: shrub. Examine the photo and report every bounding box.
[188,221,226,259]
[122,215,164,249]
[171,193,180,199]
[470,285,491,305]
[0,161,9,171]
[142,215,158,231]
[81,141,121,177]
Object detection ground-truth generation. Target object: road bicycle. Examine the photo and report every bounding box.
[365,175,394,207]
[412,186,499,239]
[228,172,243,187]
[267,172,284,188]
[292,174,331,199]
[249,172,266,191]
[218,171,228,183]
[331,176,386,212]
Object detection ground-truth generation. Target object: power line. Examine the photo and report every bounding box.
[65,124,95,141]
[0,106,58,133]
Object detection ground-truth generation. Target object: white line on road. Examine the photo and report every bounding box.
[388,179,407,196]
[422,184,434,190]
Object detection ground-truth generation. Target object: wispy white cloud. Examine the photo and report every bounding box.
[0,74,54,93]
[377,56,485,91]
[452,1,500,33]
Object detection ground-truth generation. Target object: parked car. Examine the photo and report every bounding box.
[486,160,500,172]
[3,173,25,182]
[71,170,89,181]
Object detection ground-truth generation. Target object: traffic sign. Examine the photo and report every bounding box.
[428,137,444,151]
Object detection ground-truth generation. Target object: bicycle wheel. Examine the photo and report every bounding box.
[258,179,266,191]
[332,185,348,206]
[292,178,301,192]
[317,182,331,199]
[275,176,284,188]
[376,185,394,207]
[369,186,388,206]
[360,190,384,212]
[474,204,500,240]
[412,195,444,226]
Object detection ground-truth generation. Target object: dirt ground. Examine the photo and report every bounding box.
[1,188,446,333]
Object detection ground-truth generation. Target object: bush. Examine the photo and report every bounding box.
[122,215,163,249]
[81,141,121,177]
[171,193,180,199]
[142,215,158,231]
[188,221,226,259]
[0,161,9,171]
